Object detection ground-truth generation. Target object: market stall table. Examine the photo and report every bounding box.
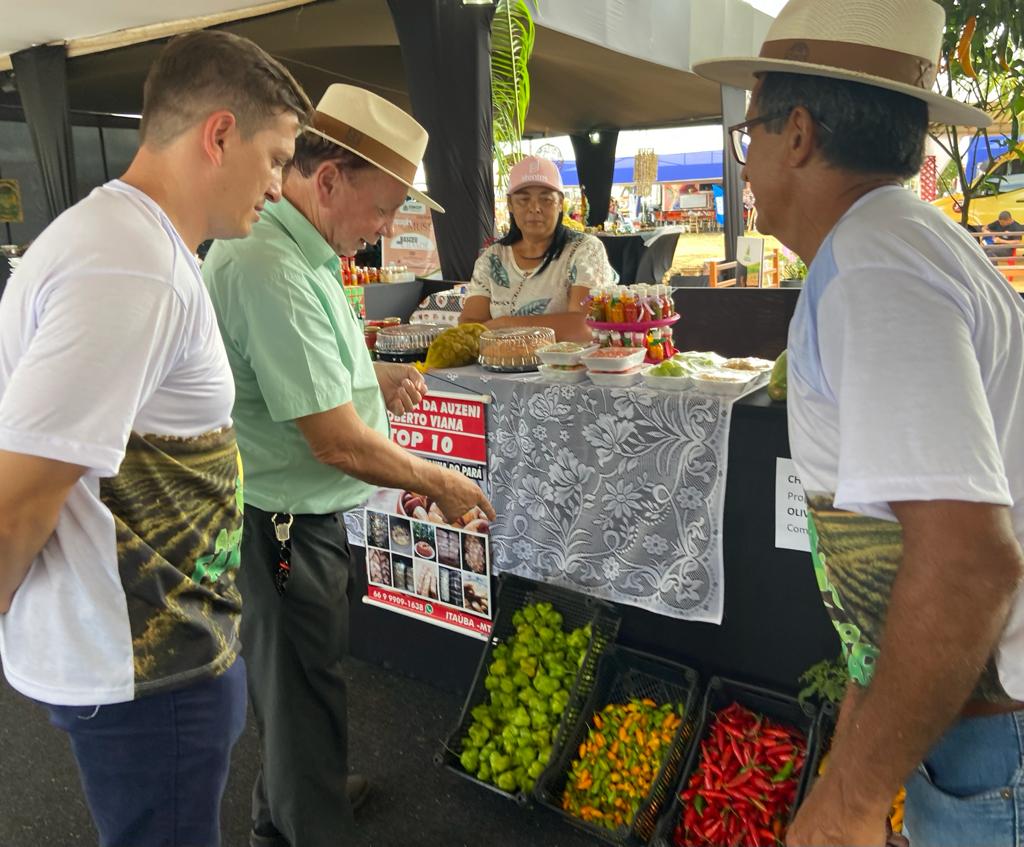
[422,365,747,623]
[349,375,839,697]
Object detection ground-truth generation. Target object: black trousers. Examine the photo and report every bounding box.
[240,505,358,846]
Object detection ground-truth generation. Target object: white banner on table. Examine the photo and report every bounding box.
[775,457,810,552]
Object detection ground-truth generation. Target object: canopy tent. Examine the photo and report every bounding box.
[0,0,773,266]
[0,0,771,135]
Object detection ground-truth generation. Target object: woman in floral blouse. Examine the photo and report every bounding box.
[460,156,616,342]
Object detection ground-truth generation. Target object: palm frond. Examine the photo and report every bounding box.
[491,0,537,192]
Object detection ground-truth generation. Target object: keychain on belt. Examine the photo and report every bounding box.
[271,513,294,596]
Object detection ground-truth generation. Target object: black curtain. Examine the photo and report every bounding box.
[388,0,495,282]
[11,45,77,221]
[721,84,746,263]
[570,130,618,227]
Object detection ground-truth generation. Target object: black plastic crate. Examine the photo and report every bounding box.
[800,699,837,797]
[534,646,701,845]
[651,676,822,847]
[437,574,621,805]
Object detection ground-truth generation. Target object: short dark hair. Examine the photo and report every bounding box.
[140,30,312,146]
[999,210,1012,220]
[287,132,376,178]
[755,72,928,179]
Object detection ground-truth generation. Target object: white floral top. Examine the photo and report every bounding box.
[467,231,616,318]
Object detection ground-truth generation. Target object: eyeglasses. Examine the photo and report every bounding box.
[727,111,833,165]
[510,191,560,211]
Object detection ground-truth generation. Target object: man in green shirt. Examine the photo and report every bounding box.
[203,84,493,847]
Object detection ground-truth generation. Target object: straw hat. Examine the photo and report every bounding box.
[306,84,444,212]
[692,0,990,128]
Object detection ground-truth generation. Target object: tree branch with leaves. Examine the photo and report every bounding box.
[934,0,1024,226]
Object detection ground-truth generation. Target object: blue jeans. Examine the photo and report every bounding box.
[905,709,1024,846]
[44,659,247,847]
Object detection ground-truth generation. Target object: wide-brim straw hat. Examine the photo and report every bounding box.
[307,83,444,212]
[692,0,990,128]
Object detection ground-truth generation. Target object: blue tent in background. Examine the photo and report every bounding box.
[966,135,1010,182]
[556,150,724,187]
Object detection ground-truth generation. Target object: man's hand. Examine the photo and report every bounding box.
[433,467,496,526]
[786,769,890,847]
[373,362,427,416]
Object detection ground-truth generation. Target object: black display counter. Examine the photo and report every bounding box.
[350,388,839,697]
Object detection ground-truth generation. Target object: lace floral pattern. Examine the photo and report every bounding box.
[433,369,735,623]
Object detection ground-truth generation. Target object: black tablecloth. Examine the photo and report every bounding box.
[595,233,646,284]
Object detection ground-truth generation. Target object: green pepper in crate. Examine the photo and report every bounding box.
[456,602,594,795]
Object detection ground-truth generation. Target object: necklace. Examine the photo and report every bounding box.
[514,242,549,261]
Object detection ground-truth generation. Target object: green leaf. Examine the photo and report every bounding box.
[491,0,537,193]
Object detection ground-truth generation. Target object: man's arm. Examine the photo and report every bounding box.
[788,499,1024,846]
[295,403,494,523]
[0,450,86,613]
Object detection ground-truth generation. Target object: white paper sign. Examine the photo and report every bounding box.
[775,457,810,552]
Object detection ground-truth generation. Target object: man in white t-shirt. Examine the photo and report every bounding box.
[0,31,310,847]
[696,2,1024,845]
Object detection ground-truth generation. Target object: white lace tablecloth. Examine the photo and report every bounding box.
[428,366,750,624]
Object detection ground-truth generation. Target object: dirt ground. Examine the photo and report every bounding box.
[667,230,787,277]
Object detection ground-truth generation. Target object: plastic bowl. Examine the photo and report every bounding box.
[538,364,590,384]
[581,348,648,373]
[642,366,693,391]
[536,343,597,367]
[689,370,759,397]
[588,367,643,387]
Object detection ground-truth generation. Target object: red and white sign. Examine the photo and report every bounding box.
[361,389,492,639]
[389,391,488,473]
[365,584,492,639]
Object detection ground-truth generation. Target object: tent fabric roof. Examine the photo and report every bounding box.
[0,0,774,136]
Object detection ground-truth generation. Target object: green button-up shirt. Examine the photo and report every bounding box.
[203,198,387,514]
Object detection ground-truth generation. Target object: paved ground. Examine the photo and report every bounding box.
[0,657,606,847]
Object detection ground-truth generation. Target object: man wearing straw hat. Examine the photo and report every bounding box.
[695,1,1024,845]
[203,85,493,847]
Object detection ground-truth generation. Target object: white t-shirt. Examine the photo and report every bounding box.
[0,180,242,706]
[788,185,1024,700]
[467,230,616,317]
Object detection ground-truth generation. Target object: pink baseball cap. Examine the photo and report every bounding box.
[508,156,563,195]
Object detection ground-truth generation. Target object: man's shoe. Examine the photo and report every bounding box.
[249,826,288,847]
[248,775,372,846]
[347,773,371,812]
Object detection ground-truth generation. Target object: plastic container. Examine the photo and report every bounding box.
[642,366,693,392]
[689,369,763,397]
[437,575,621,805]
[582,348,648,373]
[650,676,821,847]
[538,364,590,384]
[721,356,775,374]
[588,368,644,388]
[373,323,445,363]
[478,327,556,373]
[534,647,701,846]
[536,343,597,367]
